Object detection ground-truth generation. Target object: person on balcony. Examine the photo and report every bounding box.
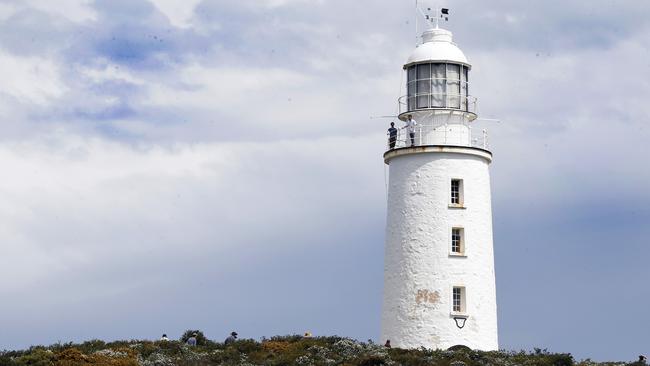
[387,122,398,149]
[403,115,417,146]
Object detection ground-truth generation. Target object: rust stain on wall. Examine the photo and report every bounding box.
[415,289,440,305]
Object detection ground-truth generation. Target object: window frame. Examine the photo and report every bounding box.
[450,227,466,256]
[449,178,464,208]
[452,286,467,314]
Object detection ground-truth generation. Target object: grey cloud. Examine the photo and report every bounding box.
[453,0,650,51]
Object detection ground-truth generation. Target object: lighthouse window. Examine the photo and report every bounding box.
[452,287,466,313]
[408,65,416,82]
[451,228,464,254]
[431,63,446,107]
[416,64,431,108]
[461,66,468,110]
[408,81,416,98]
[416,63,431,79]
[447,64,461,109]
[406,63,469,111]
[450,179,463,206]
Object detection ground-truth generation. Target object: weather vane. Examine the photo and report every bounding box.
[414,1,450,42]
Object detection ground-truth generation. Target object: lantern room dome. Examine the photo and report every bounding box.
[405,28,469,68]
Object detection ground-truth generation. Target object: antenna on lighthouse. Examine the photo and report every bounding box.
[415,1,450,40]
[414,0,419,44]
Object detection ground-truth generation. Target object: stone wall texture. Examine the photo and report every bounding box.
[381,150,498,350]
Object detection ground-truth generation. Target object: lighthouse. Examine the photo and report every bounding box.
[380,20,498,350]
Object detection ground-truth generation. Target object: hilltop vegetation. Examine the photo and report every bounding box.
[0,333,639,366]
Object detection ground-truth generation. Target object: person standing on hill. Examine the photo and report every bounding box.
[186,333,197,346]
[225,331,238,345]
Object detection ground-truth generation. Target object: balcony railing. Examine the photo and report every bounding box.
[398,94,478,115]
[386,125,488,151]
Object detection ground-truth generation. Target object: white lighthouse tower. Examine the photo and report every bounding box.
[380,18,498,350]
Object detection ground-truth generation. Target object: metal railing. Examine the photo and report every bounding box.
[398,94,478,115]
[386,125,488,151]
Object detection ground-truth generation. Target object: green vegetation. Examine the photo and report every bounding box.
[0,333,639,366]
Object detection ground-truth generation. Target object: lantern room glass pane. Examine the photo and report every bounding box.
[447,64,460,80]
[407,81,416,97]
[460,66,468,110]
[447,64,461,109]
[408,96,416,111]
[431,63,446,107]
[407,66,416,83]
[464,67,469,111]
[416,64,431,79]
[416,80,431,94]
[416,95,429,109]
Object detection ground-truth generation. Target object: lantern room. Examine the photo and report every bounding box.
[402,28,474,116]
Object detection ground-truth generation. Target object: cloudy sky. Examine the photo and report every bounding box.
[0,0,649,361]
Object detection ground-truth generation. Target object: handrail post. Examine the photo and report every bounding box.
[395,129,402,147]
[483,129,488,149]
[444,122,448,144]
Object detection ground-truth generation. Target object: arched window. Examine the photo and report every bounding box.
[406,63,469,111]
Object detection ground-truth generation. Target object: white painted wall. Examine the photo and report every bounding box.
[381,149,498,350]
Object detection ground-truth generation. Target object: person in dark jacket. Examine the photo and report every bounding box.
[387,122,398,149]
[225,331,238,345]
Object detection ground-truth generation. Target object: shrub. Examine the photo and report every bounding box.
[14,349,54,366]
[127,342,157,359]
[54,348,88,366]
[261,341,291,354]
[232,339,261,354]
[356,355,386,366]
[76,341,106,355]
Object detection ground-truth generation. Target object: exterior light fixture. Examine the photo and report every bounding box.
[453,316,468,329]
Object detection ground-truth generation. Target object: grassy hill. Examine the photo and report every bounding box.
[0,334,640,366]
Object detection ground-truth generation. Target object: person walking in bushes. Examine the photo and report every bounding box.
[186,333,197,346]
[403,114,417,146]
[225,331,238,345]
[387,122,398,149]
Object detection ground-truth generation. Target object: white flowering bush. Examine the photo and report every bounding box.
[0,334,633,366]
[139,352,175,366]
[333,338,365,360]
